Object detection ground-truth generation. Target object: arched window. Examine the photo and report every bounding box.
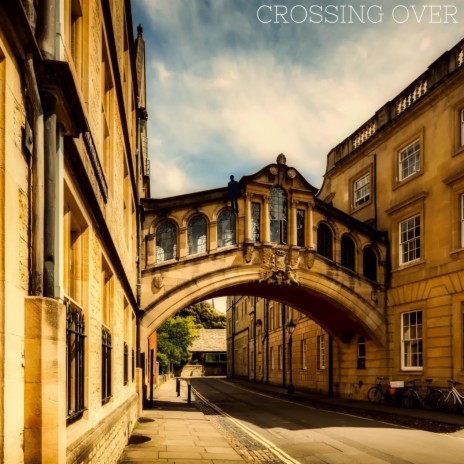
[188,216,207,255]
[270,187,288,244]
[317,223,333,260]
[217,210,236,247]
[363,246,377,282]
[341,235,356,271]
[156,222,177,263]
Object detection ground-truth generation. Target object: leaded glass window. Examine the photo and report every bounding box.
[270,187,287,244]
[317,223,333,260]
[297,209,305,247]
[251,203,261,242]
[156,222,177,263]
[188,216,207,255]
[341,235,356,271]
[218,210,236,247]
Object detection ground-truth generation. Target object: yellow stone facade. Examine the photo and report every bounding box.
[0,1,148,462]
[226,38,464,400]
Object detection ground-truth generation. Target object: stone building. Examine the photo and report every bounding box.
[0,1,148,462]
[226,38,464,398]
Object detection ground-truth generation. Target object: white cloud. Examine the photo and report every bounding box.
[133,0,463,197]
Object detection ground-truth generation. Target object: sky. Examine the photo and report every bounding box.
[131,0,463,199]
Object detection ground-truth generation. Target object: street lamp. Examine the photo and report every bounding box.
[286,319,297,394]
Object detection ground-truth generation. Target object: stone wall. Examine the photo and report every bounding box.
[66,394,138,464]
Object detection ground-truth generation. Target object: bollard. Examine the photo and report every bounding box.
[176,378,180,397]
[187,383,192,404]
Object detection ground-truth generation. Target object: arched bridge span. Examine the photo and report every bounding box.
[140,155,388,346]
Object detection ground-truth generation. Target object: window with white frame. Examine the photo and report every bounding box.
[401,311,423,370]
[301,340,307,370]
[399,140,420,181]
[317,335,326,370]
[461,194,464,248]
[353,173,370,208]
[400,215,421,264]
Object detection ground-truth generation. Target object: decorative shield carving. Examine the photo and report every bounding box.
[151,275,164,293]
[258,247,299,286]
[305,249,316,269]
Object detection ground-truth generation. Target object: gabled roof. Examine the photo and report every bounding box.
[190,329,226,353]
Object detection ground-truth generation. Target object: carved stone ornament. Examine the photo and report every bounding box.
[258,247,299,286]
[151,275,164,293]
[305,249,316,269]
[244,243,254,263]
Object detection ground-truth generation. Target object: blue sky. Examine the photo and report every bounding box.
[131,0,463,198]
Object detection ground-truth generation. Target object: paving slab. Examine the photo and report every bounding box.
[118,379,247,463]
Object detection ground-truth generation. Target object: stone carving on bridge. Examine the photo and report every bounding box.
[258,247,299,286]
[151,274,164,293]
[305,249,316,269]
[244,243,255,263]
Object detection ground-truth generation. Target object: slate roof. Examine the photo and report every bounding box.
[190,329,227,353]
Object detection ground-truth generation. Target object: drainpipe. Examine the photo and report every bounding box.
[36,0,56,60]
[282,304,286,388]
[231,302,235,378]
[42,91,57,297]
[328,335,334,397]
[23,55,44,296]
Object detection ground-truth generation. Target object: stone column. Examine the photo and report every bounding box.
[308,199,315,249]
[244,193,252,241]
[263,196,270,243]
[24,297,66,463]
[289,199,297,246]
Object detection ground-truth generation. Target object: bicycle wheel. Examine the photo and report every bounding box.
[441,391,457,412]
[427,389,445,410]
[401,388,421,408]
[368,386,383,403]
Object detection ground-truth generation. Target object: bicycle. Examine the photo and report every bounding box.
[400,379,444,410]
[367,377,401,405]
[441,380,464,413]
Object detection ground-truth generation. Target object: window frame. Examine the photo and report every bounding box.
[460,108,464,148]
[155,221,178,263]
[353,172,371,209]
[270,187,288,245]
[401,310,423,371]
[461,193,464,248]
[251,202,261,242]
[398,139,421,182]
[399,214,421,265]
[357,337,366,369]
[187,215,207,255]
[217,209,236,248]
[297,209,305,247]
[317,223,333,260]
[301,339,307,370]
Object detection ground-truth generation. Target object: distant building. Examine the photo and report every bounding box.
[190,329,227,376]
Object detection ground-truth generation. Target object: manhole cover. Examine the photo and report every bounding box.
[138,417,155,423]
[129,435,151,445]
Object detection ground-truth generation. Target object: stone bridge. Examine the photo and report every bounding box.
[140,155,388,346]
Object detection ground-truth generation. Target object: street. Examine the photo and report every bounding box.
[190,378,464,464]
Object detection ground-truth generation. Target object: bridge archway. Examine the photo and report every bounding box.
[140,155,388,348]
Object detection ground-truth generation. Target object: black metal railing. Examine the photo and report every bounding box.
[66,298,86,424]
[102,325,112,404]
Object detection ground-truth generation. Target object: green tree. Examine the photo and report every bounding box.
[178,301,226,329]
[157,316,198,373]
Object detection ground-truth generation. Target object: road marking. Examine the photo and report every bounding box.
[192,387,302,464]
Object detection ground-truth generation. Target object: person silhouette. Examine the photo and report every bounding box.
[228,175,239,214]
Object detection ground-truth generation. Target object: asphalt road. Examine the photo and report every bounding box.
[190,377,464,464]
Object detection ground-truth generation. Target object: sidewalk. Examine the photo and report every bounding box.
[118,379,246,463]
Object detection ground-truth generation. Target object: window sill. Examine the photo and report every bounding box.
[351,199,372,214]
[392,259,425,273]
[392,171,424,191]
[450,247,464,256]
[452,145,464,158]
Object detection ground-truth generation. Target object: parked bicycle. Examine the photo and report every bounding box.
[400,379,444,410]
[441,380,464,413]
[367,377,401,405]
